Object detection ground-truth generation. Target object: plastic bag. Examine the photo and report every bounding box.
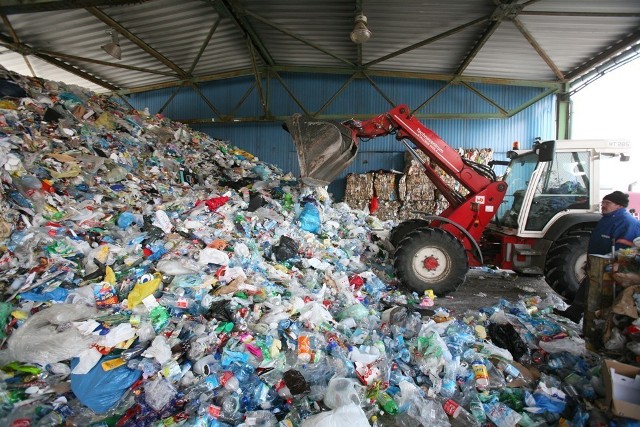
[127,272,162,309]
[300,402,369,427]
[0,304,98,366]
[323,378,362,409]
[487,322,528,360]
[299,203,321,234]
[70,355,142,414]
[538,336,586,356]
[273,235,299,261]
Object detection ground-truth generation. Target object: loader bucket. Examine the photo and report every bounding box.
[284,114,359,186]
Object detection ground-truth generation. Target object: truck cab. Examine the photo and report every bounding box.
[485,139,635,298]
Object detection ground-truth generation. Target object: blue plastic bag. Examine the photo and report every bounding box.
[19,287,68,303]
[70,355,141,414]
[298,203,321,234]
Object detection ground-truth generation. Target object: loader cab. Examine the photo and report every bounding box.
[495,139,633,236]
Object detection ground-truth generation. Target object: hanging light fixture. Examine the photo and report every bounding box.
[350,14,372,44]
[101,28,121,60]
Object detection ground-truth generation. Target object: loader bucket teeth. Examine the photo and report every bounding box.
[284,114,359,186]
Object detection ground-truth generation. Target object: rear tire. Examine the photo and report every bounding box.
[544,231,591,300]
[389,219,429,248]
[394,227,468,296]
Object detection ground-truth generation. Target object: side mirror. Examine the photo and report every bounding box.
[535,140,555,163]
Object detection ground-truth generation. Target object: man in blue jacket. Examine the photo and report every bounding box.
[555,191,640,322]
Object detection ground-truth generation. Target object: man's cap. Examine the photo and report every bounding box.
[603,191,629,208]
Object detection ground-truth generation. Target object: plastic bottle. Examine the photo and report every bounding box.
[495,359,523,383]
[193,354,219,376]
[441,356,459,397]
[377,391,399,415]
[471,360,489,390]
[219,371,241,393]
[434,394,481,427]
[243,410,277,427]
[468,391,486,423]
[484,401,522,427]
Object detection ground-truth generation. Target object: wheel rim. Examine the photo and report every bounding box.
[412,246,450,282]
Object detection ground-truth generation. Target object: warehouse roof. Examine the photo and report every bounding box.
[0,0,639,95]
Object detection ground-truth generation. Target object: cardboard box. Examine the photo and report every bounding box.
[602,359,640,420]
[584,255,616,350]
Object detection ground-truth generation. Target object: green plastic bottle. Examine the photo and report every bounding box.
[377,391,399,415]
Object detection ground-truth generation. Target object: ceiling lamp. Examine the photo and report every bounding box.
[101,29,121,60]
[350,14,372,44]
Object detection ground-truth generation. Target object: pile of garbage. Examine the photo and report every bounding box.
[0,66,634,427]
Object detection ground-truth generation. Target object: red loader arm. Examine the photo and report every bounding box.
[342,104,508,263]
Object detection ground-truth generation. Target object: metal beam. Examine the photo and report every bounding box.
[36,48,177,76]
[247,39,268,116]
[0,33,120,91]
[188,16,221,75]
[565,29,640,81]
[520,11,640,18]
[556,83,571,140]
[366,16,488,67]
[0,0,148,15]
[243,8,356,67]
[1,14,36,77]
[512,18,564,80]
[211,0,274,66]
[455,0,521,76]
[460,81,509,115]
[87,6,189,78]
[116,65,562,95]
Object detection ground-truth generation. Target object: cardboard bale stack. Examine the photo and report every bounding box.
[344,148,494,221]
[432,148,494,214]
[343,173,374,211]
[399,151,437,220]
[373,171,400,221]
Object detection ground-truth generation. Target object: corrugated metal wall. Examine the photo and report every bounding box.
[126,74,556,200]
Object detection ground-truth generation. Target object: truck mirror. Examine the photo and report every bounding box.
[620,154,630,162]
[535,140,555,162]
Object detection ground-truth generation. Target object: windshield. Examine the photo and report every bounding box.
[495,152,539,228]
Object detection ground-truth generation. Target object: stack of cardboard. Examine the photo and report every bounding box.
[343,173,374,211]
[399,152,437,220]
[343,148,493,222]
[373,171,401,220]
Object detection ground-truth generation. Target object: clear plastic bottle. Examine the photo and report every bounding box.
[484,401,522,427]
[495,359,524,383]
[433,394,480,427]
[219,371,241,393]
[441,356,459,397]
[468,391,487,423]
[471,360,489,390]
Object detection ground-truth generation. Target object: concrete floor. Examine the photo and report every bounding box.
[432,268,568,318]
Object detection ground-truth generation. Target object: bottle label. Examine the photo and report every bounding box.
[472,363,489,380]
[442,399,461,417]
[176,297,188,309]
[220,371,234,387]
[298,335,312,361]
[503,363,520,379]
[208,404,221,418]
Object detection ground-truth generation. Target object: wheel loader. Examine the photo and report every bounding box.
[284,105,637,299]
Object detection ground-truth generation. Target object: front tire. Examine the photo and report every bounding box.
[389,219,430,248]
[544,231,591,300]
[394,227,468,296]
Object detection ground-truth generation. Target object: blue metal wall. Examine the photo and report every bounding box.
[125,74,556,200]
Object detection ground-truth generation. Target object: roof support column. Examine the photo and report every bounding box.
[556,82,571,139]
